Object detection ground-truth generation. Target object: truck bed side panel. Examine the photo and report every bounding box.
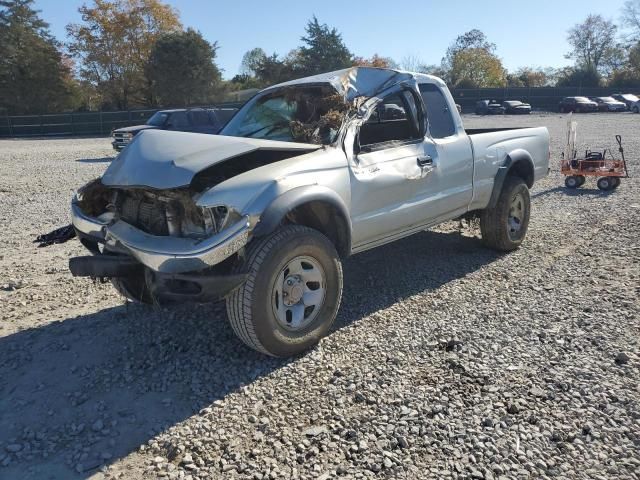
[468,127,550,211]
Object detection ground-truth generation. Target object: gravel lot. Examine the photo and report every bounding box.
[0,113,638,480]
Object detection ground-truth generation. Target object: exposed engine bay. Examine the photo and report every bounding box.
[75,143,319,241]
[77,179,230,239]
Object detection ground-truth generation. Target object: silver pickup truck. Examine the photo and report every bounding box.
[70,67,549,357]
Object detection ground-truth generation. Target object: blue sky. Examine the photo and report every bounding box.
[36,0,628,79]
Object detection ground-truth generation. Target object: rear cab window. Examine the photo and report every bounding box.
[419,83,456,139]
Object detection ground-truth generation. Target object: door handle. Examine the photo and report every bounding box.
[417,155,433,167]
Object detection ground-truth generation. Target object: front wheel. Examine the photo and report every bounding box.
[226,225,343,357]
[480,176,531,251]
[111,275,153,304]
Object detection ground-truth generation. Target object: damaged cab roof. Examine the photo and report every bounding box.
[264,67,414,103]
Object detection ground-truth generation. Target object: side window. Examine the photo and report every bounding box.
[189,110,211,126]
[419,83,456,139]
[359,91,421,148]
[169,112,189,129]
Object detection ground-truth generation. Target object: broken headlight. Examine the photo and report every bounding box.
[201,205,241,236]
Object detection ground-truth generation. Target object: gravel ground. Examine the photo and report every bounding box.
[0,113,638,480]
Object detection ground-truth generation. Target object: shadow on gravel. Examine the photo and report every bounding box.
[76,156,115,164]
[532,185,617,199]
[0,230,498,479]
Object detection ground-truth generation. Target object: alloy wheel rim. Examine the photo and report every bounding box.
[507,192,526,240]
[271,255,326,331]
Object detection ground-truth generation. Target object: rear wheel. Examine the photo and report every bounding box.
[226,225,343,357]
[480,176,531,251]
[597,177,614,191]
[611,177,621,189]
[565,176,579,189]
[576,175,586,187]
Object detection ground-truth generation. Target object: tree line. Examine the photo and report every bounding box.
[1,0,640,115]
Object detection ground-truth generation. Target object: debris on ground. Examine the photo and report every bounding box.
[33,224,76,247]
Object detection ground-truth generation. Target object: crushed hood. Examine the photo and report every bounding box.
[102,129,320,189]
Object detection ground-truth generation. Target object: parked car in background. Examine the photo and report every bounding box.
[111,108,237,151]
[502,100,531,114]
[475,99,505,115]
[590,97,627,112]
[558,97,598,113]
[611,93,639,110]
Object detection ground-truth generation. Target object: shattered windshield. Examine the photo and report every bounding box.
[221,86,349,145]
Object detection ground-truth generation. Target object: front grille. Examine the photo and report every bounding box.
[113,132,131,146]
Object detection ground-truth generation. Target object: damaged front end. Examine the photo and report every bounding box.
[70,178,251,302]
[68,67,414,303]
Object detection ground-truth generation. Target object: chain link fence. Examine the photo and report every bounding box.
[0,103,244,138]
[2,86,639,138]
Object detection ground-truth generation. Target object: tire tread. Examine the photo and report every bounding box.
[480,175,530,252]
[226,225,329,355]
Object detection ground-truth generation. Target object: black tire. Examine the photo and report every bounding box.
[226,225,343,357]
[597,177,614,191]
[611,177,621,189]
[480,176,531,251]
[111,275,153,304]
[632,106,639,114]
[565,176,579,189]
[576,175,586,186]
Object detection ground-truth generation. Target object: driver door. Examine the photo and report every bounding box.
[348,89,431,248]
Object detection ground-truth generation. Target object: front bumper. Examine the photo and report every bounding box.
[71,201,251,274]
[69,254,247,302]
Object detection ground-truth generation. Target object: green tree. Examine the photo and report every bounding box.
[622,0,640,41]
[555,66,601,87]
[67,0,181,110]
[506,67,551,87]
[147,28,221,106]
[239,47,267,76]
[566,14,618,78]
[352,54,396,68]
[450,48,506,88]
[297,16,352,76]
[609,42,640,86]
[441,29,496,81]
[0,0,74,114]
[253,52,298,85]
